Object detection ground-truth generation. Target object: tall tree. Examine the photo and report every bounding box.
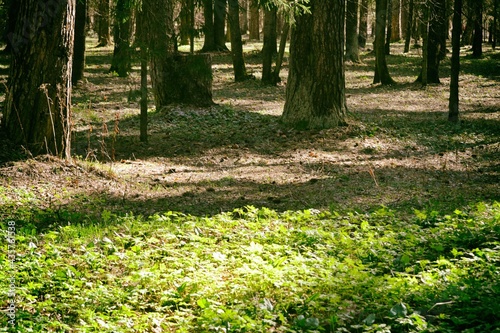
[403,0,414,52]
[358,0,368,48]
[262,5,277,83]
[374,0,396,84]
[417,0,446,84]
[391,0,401,41]
[282,0,347,129]
[346,0,361,62]
[228,0,247,81]
[97,0,110,46]
[449,0,462,123]
[3,0,75,158]
[472,0,483,57]
[109,0,133,77]
[249,0,260,40]
[201,0,216,51]
[386,0,393,54]
[214,0,229,50]
[73,0,87,85]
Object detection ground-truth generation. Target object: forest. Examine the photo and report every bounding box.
[0,0,499,332]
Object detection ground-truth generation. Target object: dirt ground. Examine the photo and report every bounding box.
[0,39,498,223]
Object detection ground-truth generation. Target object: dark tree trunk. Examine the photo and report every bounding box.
[201,0,216,51]
[228,0,247,81]
[249,0,259,40]
[97,0,110,46]
[449,0,462,123]
[403,0,414,52]
[346,0,360,62]
[3,0,75,158]
[386,0,393,55]
[273,22,289,84]
[417,0,446,84]
[179,0,190,45]
[462,0,473,45]
[73,0,87,85]
[109,0,133,77]
[262,7,277,84]
[3,0,20,53]
[358,0,368,48]
[391,0,401,41]
[214,0,229,51]
[240,0,248,33]
[282,0,347,129]
[494,0,499,49]
[139,1,148,142]
[374,0,395,84]
[472,0,482,58]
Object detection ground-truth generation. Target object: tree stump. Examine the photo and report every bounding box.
[173,53,214,106]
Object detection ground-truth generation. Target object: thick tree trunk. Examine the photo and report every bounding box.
[249,1,260,40]
[72,0,87,85]
[358,0,368,48]
[214,0,229,51]
[262,7,277,84]
[3,0,75,158]
[97,0,110,46]
[346,0,360,62]
[228,0,247,81]
[449,0,462,123]
[179,0,190,45]
[109,0,133,77]
[282,0,347,129]
[374,0,395,84]
[417,0,446,84]
[201,0,216,51]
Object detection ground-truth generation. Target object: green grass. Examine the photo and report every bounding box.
[2,202,500,332]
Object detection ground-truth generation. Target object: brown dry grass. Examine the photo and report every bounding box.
[0,38,498,224]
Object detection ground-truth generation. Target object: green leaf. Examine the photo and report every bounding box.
[389,302,407,318]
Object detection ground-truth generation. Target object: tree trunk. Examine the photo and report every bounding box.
[228,0,247,81]
[449,0,462,123]
[262,7,277,84]
[374,0,395,84]
[179,0,190,45]
[201,0,216,51]
[358,0,368,48]
[472,0,482,58]
[273,22,289,84]
[346,0,361,62]
[97,0,110,46]
[403,0,413,53]
[73,0,87,85]
[494,0,499,49]
[240,0,248,33]
[109,0,133,77]
[214,0,229,51]
[391,0,401,41]
[139,1,148,142]
[249,0,260,40]
[3,0,75,158]
[386,0,393,55]
[462,0,473,45]
[3,0,20,53]
[417,0,446,84]
[282,0,347,129]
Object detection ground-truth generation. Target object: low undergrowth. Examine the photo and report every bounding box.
[1,201,499,332]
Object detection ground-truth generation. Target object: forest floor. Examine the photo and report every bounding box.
[0,38,499,227]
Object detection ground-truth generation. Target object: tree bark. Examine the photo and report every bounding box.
[494,0,499,49]
[139,1,148,142]
[403,0,413,52]
[374,0,395,84]
[358,0,368,48]
[3,0,75,158]
[97,0,110,46]
[346,0,360,62]
[386,0,393,55]
[228,0,247,81]
[262,6,277,84]
[72,0,87,85]
[109,0,133,77]
[2,0,20,53]
[249,0,260,40]
[472,0,482,58]
[214,0,229,51]
[201,0,216,51]
[391,0,401,41]
[449,0,462,123]
[282,0,347,129]
[273,22,289,84]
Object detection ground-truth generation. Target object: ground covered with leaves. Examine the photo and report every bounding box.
[0,39,499,332]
